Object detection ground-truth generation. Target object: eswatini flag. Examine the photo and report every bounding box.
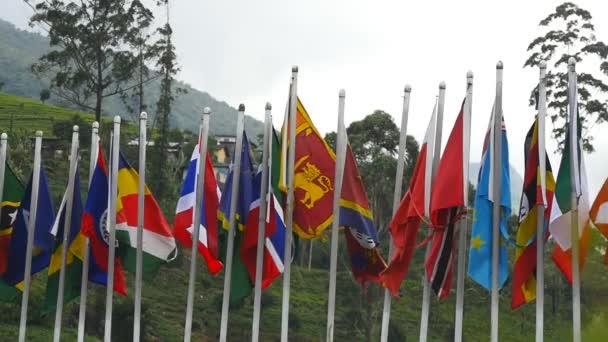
[115,154,176,278]
[174,139,223,275]
[81,147,126,295]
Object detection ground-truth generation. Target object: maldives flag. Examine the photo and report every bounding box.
[380,102,437,297]
[115,154,176,277]
[426,99,468,299]
[241,129,286,289]
[81,146,127,295]
[174,136,222,275]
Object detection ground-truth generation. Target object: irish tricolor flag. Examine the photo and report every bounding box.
[115,154,177,277]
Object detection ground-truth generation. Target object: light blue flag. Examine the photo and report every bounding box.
[467,113,511,291]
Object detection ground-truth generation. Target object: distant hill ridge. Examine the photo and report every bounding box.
[0,18,263,138]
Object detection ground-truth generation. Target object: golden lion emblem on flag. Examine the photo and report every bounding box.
[294,156,333,209]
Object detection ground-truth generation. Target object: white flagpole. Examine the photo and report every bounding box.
[536,61,548,342]
[568,57,581,342]
[419,82,446,342]
[252,103,272,342]
[18,130,43,342]
[133,112,147,342]
[0,133,7,226]
[53,125,80,342]
[281,66,298,342]
[326,89,347,342]
[104,116,121,342]
[491,62,504,342]
[219,104,246,342]
[454,72,473,342]
[184,107,212,342]
[77,121,99,342]
[380,85,412,342]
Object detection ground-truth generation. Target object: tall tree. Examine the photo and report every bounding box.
[525,2,608,152]
[29,0,160,122]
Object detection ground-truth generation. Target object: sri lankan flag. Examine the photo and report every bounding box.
[511,116,555,309]
[44,169,84,312]
[115,154,177,277]
[280,97,336,239]
[0,164,24,300]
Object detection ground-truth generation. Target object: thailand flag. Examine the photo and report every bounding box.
[174,139,223,275]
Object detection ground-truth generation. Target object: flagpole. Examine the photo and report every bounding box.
[133,111,147,342]
[219,104,246,342]
[568,57,581,342]
[308,241,313,271]
[18,130,43,342]
[536,61,548,342]
[77,121,98,342]
[281,66,298,342]
[252,103,272,342]
[420,82,446,342]
[491,61,504,342]
[53,125,80,342]
[380,84,412,342]
[0,133,7,225]
[326,89,347,342]
[455,72,473,342]
[104,116,121,342]
[184,107,211,342]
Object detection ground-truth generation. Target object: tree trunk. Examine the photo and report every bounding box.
[95,88,102,123]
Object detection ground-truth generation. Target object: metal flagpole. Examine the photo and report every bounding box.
[104,116,121,342]
[18,130,43,342]
[77,121,98,342]
[184,107,212,342]
[380,84,412,342]
[53,126,80,342]
[281,66,298,342]
[326,89,347,342]
[133,112,147,342]
[0,133,7,229]
[536,61,548,342]
[252,103,272,342]
[420,82,446,342]
[219,104,246,342]
[491,62,504,342]
[454,71,473,342]
[308,241,313,271]
[568,57,581,342]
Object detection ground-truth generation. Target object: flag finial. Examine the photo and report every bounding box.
[265,102,272,110]
[36,130,43,137]
[339,89,346,97]
[467,71,473,82]
[113,116,121,124]
[92,121,99,129]
[73,125,79,133]
[496,61,503,69]
[404,84,412,92]
[203,107,211,116]
[292,65,299,73]
[439,81,446,89]
[568,57,576,71]
[1,132,7,140]
[239,104,245,112]
[140,112,148,120]
[539,61,547,70]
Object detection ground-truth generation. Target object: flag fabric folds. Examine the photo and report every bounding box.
[280,98,337,240]
[340,143,387,285]
[241,130,286,289]
[174,137,223,275]
[115,154,176,277]
[380,103,436,297]
[3,166,55,289]
[589,178,608,263]
[44,169,84,312]
[0,164,25,300]
[219,133,256,303]
[81,147,127,295]
[427,100,467,299]
[467,108,511,291]
[511,117,555,309]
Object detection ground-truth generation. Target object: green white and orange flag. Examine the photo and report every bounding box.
[588,178,608,264]
[115,154,176,277]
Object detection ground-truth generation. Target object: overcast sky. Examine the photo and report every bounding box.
[4,0,608,199]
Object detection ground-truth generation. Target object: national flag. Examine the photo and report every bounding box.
[279,97,337,240]
[467,107,511,291]
[115,154,176,277]
[549,112,590,284]
[588,178,608,263]
[380,102,437,297]
[174,136,223,275]
[219,132,256,303]
[511,116,556,309]
[2,166,55,289]
[44,169,84,312]
[340,143,387,285]
[426,100,467,299]
[241,129,286,289]
[0,164,24,300]
[81,147,127,295]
